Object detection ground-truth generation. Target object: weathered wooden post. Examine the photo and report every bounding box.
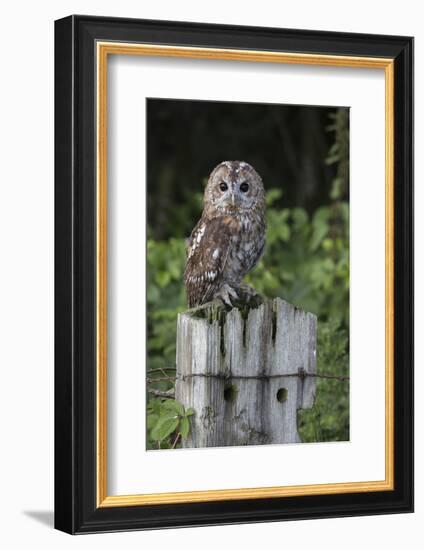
[175,298,317,448]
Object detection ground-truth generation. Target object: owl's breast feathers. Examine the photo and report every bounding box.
[184,214,265,308]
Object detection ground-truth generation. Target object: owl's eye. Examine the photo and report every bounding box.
[240,181,249,193]
[219,182,228,192]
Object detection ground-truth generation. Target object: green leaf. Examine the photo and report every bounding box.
[162,399,185,416]
[265,188,283,206]
[325,155,339,165]
[147,399,162,415]
[151,416,179,441]
[180,416,190,438]
[322,238,334,251]
[292,207,308,229]
[328,142,340,155]
[309,223,329,252]
[147,284,160,303]
[330,177,343,200]
[263,270,280,290]
[156,271,171,288]
[312,206,330,225]
[310,209,330,251]
[338,201,349,223]
[185,407,195,416]
[278,223,290,242]
[147,413,159,430]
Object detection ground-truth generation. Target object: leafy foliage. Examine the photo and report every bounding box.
[298,319,349,442]
[147,398,194,449]
[146,108,350,448]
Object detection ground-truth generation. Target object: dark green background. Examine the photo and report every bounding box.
[147,98,347,240]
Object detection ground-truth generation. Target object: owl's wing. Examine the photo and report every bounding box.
[184,216,239,308]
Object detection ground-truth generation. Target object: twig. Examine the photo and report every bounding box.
[148,388,175,398]
[159,367,173,379]
[171,432,181,449]
[147,377,176,383]
[147,367,176,374]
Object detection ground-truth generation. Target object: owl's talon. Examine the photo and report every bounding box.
[214,284,239,307]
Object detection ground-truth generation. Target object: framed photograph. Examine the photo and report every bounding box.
[54,15,413,534]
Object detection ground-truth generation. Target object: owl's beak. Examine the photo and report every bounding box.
[230,192,235,206]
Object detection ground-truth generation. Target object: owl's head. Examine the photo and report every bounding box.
[203,161,265,217]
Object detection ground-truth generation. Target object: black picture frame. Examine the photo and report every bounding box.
[55,14,414,534]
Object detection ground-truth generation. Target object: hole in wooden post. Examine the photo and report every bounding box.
[224,384,237,402]
[276,387,288,403]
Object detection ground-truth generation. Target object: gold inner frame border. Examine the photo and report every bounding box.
[96,42,394,508]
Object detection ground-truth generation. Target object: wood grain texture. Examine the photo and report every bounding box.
[175,298,317,447]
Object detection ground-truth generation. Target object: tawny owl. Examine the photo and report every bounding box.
[184,160,266,308]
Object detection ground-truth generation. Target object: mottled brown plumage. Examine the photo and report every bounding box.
[184,161,266,308]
